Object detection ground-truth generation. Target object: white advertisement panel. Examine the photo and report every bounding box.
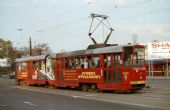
[147,41,170,60]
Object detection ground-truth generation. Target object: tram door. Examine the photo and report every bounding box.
[56,58,64,86]
[104,53,122,84]
[103,54,112,84]
[112,53,122,83]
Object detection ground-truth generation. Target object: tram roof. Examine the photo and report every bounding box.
[55,44,143,58]
[15,55,48,62]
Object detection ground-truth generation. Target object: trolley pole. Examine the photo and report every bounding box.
[29,37,32,56]
[166,60,169,77]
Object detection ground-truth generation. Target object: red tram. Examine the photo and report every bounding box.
[15,44,146,92]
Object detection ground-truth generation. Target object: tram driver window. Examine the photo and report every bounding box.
[124,47,133,67]
[133,48,145,67]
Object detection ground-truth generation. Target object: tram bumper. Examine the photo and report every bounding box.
[130,81,145,90]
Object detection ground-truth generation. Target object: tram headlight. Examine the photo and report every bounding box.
[124,74,128,81]
[123,72,129,81]
[140,76,142,80]
[139,72,142,80]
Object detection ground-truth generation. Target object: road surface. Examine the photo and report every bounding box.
[0,77,170,110]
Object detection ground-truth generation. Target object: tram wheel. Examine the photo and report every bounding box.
[45,82,49,88]
[21,80,27,86]
[91,84,97,90]
[114,90,125,94]
[81,84,88,92]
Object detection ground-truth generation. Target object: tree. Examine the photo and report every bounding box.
[0,38,52,58]
[33,43,52,56]
[16,43,52,57]
[0,38,13,59]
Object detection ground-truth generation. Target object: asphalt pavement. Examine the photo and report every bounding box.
[0,77,170,110]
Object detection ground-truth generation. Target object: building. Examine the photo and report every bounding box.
[0,58,11,74]
[145,41,170,77]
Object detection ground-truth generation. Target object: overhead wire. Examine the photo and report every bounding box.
[22,3,87,29]
[36,0,155,34]
[111,7,170,23]
[104,0,154,14]
[28,0,170,38]
[38,17,87,32]
[25,0,151,34]
[42,7,170,37]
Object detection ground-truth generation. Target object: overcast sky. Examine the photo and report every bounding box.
[0,0,170,52]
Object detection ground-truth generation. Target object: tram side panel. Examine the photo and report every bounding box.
[29,60,47,85]
[15,62,29,85]
[46,57,56,86]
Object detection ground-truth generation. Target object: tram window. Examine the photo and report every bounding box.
[84,58,88,69]
[75,58,81,69]
[16,63,21,70]
[104,55,111,68]
[75,57,87,69]
[124,47,133,67]
[108,56,111,68]
[103,55,106,68]
[81,57,89,69]
[91,55,100,68]
[117,55,122,67]
[32,61,39,70]
[65,58,75,69]
[112,54,122,67]
[87,56,92,68]
[21,62,27,70]
[66,56,100,69]
[113,55,116,67]
[133,48,145,67]
[65,59,69,69]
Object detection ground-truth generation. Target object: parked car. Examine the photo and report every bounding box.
[9,72,15,79]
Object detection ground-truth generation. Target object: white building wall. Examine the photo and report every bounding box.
[0,59,10,67]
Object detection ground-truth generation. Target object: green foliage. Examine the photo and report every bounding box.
[0,38,13,59]
[0,38,52,59]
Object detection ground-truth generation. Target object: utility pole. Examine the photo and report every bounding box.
[29,37,32,56]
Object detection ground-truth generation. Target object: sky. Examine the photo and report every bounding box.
[0,0,170,52]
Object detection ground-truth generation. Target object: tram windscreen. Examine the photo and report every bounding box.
[133,48,145,67]
[124,47,133,67]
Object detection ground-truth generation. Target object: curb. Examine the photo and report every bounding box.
[147,76,170,80]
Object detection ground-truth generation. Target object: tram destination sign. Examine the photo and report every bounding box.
[147,41,170,60]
